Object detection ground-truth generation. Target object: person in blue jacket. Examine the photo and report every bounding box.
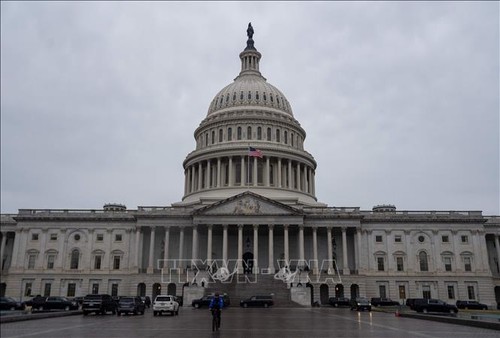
[209,293,224,329]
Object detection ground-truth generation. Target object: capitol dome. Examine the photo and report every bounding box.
[179,23,323,207]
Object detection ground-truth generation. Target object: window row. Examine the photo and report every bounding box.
[197,126,303,149]
[25,250,124,270]
[29,233,124,242]
[23,281,120,298]
[211,91,291,111]
[375,253,473,272]
[374,234,470,244]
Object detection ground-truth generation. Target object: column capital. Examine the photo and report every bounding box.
[268,224,274,230]
[283,224,289,230]
[222,224,228,230]
[41,228,48,233]
[106,229,113,234]
[311,226,318,231]
[253,224,259,230]
[341,226,347,232]
[192,225,198,230]
[88,229,95,234]
[237,224,244,229]
[207,224,213,230]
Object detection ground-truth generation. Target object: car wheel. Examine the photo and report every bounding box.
[153,311,157,316]
[176,309,179,315]
[83,311,88,316]
[423,308,428,314]
[194,304,199,309]
[9,306,15,311]
[243,303,248,308]
[334,303,339,308]
[264,303,268,308]
[64,306,70,311]
[449,309,455,314]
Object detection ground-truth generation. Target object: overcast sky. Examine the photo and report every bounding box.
[1,2,499,215]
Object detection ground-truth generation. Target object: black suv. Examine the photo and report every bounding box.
[455,300,488,310]
[240,295,274,308]
[350,297,372,311]
[413,298,458,314]
[22,295,46,311]
[82,294,116,315]
[117,296,146,315]
[328,297,351,307]
[371,298,400,307]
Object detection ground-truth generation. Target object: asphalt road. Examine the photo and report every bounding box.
[1,307,499,338]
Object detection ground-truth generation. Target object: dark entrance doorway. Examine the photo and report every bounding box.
[137,283,146,297]
[335,284,344,298]
[167,283,176,296]
[0,283,6,297]
[152,283,162,300]
[350,284,359,299]
[243,252,254,274]
[320,284,329,304]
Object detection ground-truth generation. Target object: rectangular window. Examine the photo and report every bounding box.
[67,283,76,297]
[115,234,122,242]
[377,257,385,271]
[96,234,104,241]
[28,254,36,269]
[442,235,449,243]
[43,283,51,297]
[461,235,469,243]
[394,235,402,243]
[47,255,55,269]
[113,256,120,270]
[94,255,102,270]
[464,257,472,272]
[111,284,118,297]
[396,257,404,271]
[422,285,431,299]
[444,257,452,271]
[447,285,455,299]
[398,285,406,299]
[31,233,39,241]
[92,283,99,294]
[375,235,383,243]
[467,286,475,300]
[379,285,387,298]
[50,233,57,241]
[24,283,32,297]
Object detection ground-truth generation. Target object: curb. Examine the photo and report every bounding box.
[0,310,82,324]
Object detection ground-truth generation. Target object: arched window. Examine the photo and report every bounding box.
[247,126,252,140]
[211,131,215,144]
[419,251,428,272]
[267,128,271,141]
[219,129,223,142]
[284,131,288,144]
[70,249,79,270]
[237,127,242,140]
[205,133,208,147]
[228,127,232,141]
[291,133,294,147]
[276,129,281,143]
[257,127,262,140]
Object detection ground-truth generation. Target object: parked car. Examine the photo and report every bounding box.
[413,299,458,314]
[0,297,24,311]
[117,296,146,315]
[240,295,274,308]
[140,296,151,308]
[42,297,79,311]
[192,294,230,309]
[152,295,179,316]
[82,294,116,315]
[328,297,351,307]
[22,295,47,311]
[350,297,372,311]
[370,298,400,307]
[405,298,424,310]
[71,296,84,307]
[455,300,488,310]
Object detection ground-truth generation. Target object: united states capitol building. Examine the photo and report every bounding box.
[1,24,499,307]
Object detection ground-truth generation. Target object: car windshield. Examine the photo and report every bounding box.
[120,298,134,303]
[156,296,170,301]
[84,295,102,300]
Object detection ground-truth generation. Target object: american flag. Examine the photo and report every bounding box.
[248,147,263,158]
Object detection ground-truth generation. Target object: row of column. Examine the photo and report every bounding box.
[141,225,351,275]
[184,156,315,196]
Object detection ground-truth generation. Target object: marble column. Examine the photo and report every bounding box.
[288,161,292,189]
[268,225,274,273]
[36,229,48,269]
[134,228,141,269]
[253,225,259,273]
[10,230,21,269]
[277,158,282,188]
[341,227,349,275]
[237,225,243,273]
[163,227,170,269]
[192,225,198,262]
[295,163,300,190]
[495,235,500,273]
[222,225,228,262]
[228,157,233,187]
[355,229,361,273]
[217,158,221,188]
[190,166,196,192]
[284,225,289,266]
[298,225,305,266]
[241,156,245,186]
[265,157,270,187]
[327,227,333,273]
[207,225,213,265]
[206,160,211,188]
[84,229,93,271]
[312,226,318,274]
[178,227,184,269]
[198,162,202,190]
[253,157,258,186]
[147,227,156,273]
[0,232,7,270]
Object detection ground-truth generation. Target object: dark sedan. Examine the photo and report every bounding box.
[456,300,488,310]
[117,296,145,315]
[350,297,372,311]
[413,299,458,314]
[240,295,273,308]
[22,295,47,311]
[371,298,400,307]
[0,297,24,311]
[328,297,351,307]
[42,297,79,311]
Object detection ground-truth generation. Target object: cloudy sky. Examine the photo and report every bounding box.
[1,2,499,215]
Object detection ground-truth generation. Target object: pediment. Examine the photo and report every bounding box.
[194,191,302,216]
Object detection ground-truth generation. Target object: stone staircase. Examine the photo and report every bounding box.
[203,274,300,307]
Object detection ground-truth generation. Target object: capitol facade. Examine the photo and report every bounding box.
[1,25,499,307]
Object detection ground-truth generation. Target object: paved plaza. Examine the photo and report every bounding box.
[1,307,499,338]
